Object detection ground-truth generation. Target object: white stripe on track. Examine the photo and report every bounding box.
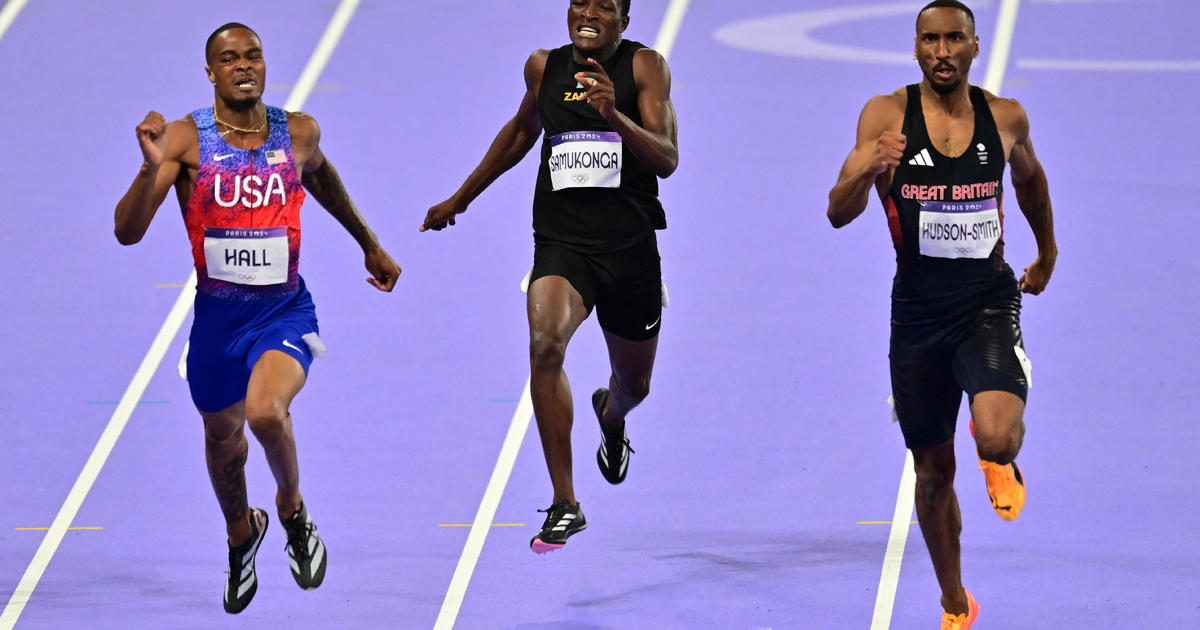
[0,3,361,628]
[433,2,693,627]
[0,0,29,43]
[869,2,1021,628]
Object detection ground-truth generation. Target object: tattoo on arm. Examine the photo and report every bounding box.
[302,159,379,252]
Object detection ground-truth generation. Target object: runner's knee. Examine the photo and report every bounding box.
[245,398,290,441]
[529,331,568,372]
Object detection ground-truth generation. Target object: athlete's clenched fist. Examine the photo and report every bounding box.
[136,111,169,166]
[867,130,906,176]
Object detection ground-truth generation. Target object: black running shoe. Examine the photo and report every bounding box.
[224,508,268,614]
[529,502,587,554]
[282,503,326,590]
[594,388,634,484]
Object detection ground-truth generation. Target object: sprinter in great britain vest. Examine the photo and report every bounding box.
[884,84,1013,306]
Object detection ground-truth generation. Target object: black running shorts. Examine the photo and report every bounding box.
[530,233,663,341]
[889,290,1030,450]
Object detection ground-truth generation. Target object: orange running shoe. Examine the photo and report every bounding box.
[970,418,1026,521]
[940,589,980,629]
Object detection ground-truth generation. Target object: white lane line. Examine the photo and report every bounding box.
[286,0,360,111]
[0,272,196,630]
[869,3,1021,628]
[433,381,534,630]
[434,3,693,627]
[653,0,692,59]
[983,0,1021,94]
[870,451,917,629]
[0,0,29,42]
[0,2,361,627]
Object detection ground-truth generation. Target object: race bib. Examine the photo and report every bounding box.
[203,227,288,285]
[918,198,1001,259]
[548,131,622,190]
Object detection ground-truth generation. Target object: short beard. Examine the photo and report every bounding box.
[928,76,961,95]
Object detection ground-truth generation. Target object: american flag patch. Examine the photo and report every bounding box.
[264,150,287,165]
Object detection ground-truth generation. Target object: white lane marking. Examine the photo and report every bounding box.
[714,0,1198,76]
[0,2,362,626]
[870,450,916,629]
[713,2,923,65]
[434,380,534,630]
[983,0,1020,93]
[285,0,360,112]
[0,0,29,42]
[653,0,692,59]
[437,2,693,627]
[870,3,1020,628]
[1018,58,1200,72]
[0,271,197,630]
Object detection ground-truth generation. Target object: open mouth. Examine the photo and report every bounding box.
[933,65,955,80]
[234,75,258,91]
[577,25,600,39]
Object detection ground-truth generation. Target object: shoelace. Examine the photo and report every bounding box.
[284,519,316,556]
[602,428,635,454]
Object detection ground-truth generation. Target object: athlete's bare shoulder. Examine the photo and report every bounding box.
[165,114,200,166]
[525,49,551,92]
[981,89,1030,139]
[857,88,906,138]
[632,46,670,87]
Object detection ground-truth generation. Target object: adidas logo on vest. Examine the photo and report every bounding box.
[908,148,934,167]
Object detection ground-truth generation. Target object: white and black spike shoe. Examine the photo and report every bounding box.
[594,388,634,484]
[282,503,326,590]
[223,508,268,614]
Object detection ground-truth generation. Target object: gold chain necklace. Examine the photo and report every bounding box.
[212,102,267,136]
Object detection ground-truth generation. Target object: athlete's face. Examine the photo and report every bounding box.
[567,0,628,57]
[205,28,266,106]
[914,8,979,95]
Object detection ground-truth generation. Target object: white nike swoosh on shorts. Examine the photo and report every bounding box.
[282,339,305,354]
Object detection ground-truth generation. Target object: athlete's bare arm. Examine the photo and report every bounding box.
[114,113,198,244]
[573,47,678,178]
[290,112,401,292]
[827,91,907,228]
[420,50,549,232]
[990,95,1057,295]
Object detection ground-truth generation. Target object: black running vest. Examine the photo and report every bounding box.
[533,40,666,252]
[885,84,1015,311]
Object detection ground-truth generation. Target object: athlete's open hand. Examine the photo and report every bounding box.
[574,58,616,120]
[867,131,906,176]
[365,247,401,292]
[420,198,466,232]
[1019,256,1053,295]
[136,111,169,166]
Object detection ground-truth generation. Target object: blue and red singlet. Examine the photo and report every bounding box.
[183,106,321,413]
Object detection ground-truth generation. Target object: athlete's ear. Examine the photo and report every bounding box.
[205,66,215,83]
[973,37,980,58]
[620,14,629,32]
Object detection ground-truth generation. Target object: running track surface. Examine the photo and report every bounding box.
[1,1,1197,628]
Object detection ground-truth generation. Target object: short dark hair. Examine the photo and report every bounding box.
[205,22,259,63]
[917,0,974,31]
[621,0,631,17]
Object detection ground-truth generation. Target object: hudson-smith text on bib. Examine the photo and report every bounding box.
[548,131,622,190]
[203,226,288,285]
[918,198,1001,259]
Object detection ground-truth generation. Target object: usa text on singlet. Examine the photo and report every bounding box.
[183,106,307,300]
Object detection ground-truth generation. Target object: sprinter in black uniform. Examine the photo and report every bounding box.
[421,0,678,553]
[827,2,1056,628]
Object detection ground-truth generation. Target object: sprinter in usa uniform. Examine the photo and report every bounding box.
[114,23,400,614]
